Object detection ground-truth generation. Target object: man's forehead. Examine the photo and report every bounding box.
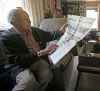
[18,10,28,17]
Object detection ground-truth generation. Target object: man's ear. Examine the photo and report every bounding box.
[11,15,16,24]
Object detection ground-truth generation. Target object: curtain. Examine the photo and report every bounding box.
[23,0,62,26]
[24,0,44,27]
[97,2,100,30]
[43,0,62,17]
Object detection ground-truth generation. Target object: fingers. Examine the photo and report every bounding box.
[48,47,57,54]
[46,43,58,54]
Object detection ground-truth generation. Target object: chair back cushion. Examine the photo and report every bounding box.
[0,30,29,55]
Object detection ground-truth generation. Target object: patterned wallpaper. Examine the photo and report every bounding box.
[61,1,86,16]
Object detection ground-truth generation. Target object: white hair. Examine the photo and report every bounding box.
[8,7,24,25]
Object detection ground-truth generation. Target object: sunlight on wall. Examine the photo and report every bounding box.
[86,10,98,29]
[0,0,23,28]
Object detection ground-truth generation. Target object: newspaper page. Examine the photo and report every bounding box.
[48,15,95,65]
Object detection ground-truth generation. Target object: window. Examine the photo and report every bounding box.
[0,0,24,28]
[86,9,98,29]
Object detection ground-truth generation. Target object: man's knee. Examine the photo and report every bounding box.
[40,66,53,84]
[33,60,53,84]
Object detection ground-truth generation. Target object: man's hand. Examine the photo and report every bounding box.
[37,41,58,56]
[45,41,58,54]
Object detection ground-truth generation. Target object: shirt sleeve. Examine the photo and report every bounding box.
[31,27,62,48]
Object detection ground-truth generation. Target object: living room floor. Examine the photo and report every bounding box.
[77,73,100,91]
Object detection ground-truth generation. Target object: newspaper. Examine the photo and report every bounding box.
[48,15,95,65]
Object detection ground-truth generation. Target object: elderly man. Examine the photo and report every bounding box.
[7,7,59,91]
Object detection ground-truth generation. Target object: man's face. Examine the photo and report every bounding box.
[15,10,31,32]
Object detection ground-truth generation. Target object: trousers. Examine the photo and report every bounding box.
[12,59,52,91]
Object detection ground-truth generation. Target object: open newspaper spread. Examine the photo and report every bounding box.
[48,15,95,65]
